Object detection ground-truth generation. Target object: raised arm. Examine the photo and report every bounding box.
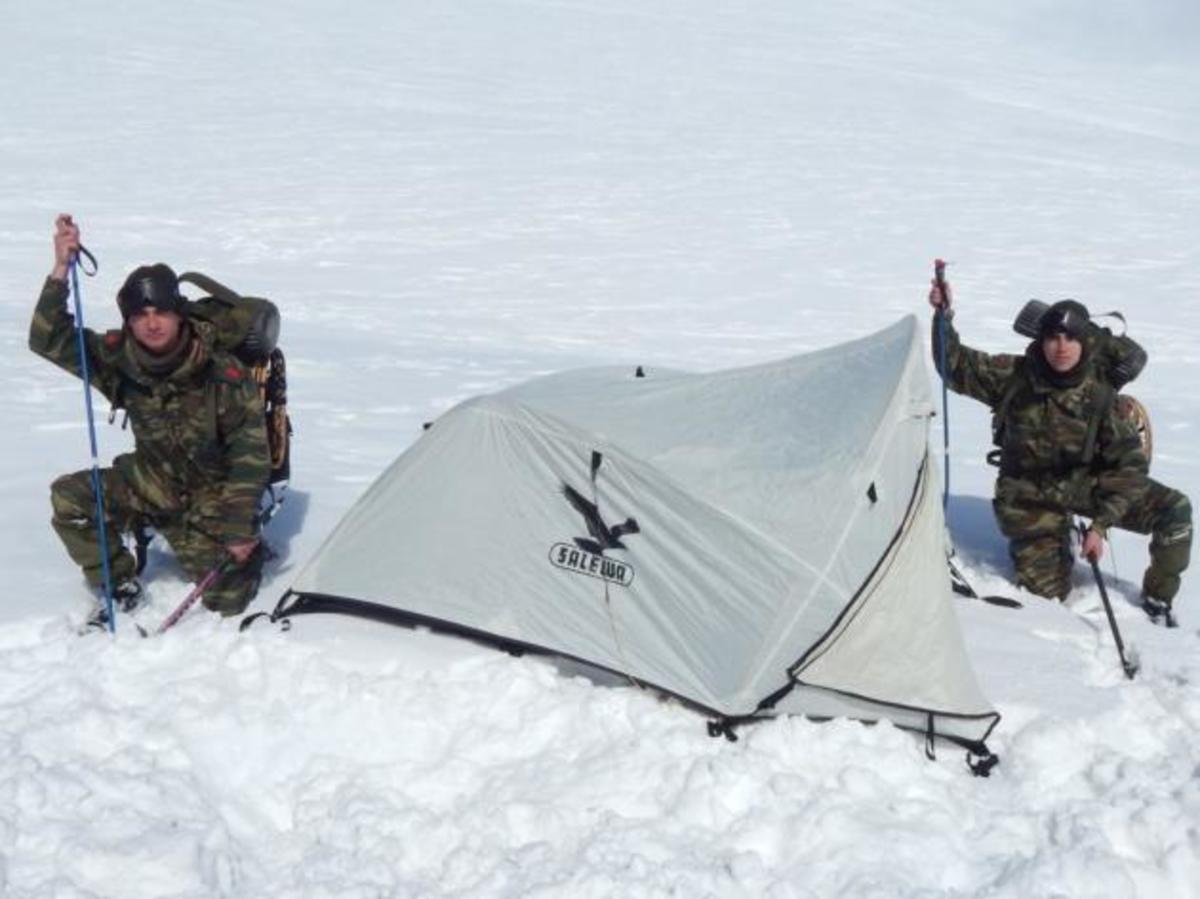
[28,214,121,401]
[928,278,1019,408]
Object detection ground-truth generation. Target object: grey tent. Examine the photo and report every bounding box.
[270,316,999,753]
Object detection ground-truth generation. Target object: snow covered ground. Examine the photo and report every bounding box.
[2,1,1199,895]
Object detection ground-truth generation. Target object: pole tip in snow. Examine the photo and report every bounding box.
[1123,647,1140,680]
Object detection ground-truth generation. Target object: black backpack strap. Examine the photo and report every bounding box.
[1082,382,1115,466]
[133,522,154,575]
[106,376,130,428]
[206,376,221,445]
[990,360,1028,449]
[178,271,242,307]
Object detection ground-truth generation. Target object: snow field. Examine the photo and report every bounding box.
[2,605,1197,896]
[2,0,1199,895]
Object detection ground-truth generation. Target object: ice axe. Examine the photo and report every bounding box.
[138,498,283,636]
[137,555,233,637]
[1078,520,1139,679]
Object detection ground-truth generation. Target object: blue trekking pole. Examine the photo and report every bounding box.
[931,260,1022,610]
[69,246,117,633]
[934,258,951,513]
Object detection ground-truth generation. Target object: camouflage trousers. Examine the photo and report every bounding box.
[50,467,263,616]
[993,476,1192,602]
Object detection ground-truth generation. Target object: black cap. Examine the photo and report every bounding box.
[117,264,186,320]
[1038,299,1090,340]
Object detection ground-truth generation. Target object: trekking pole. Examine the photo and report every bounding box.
[69,246,117,634]
[1079,521,1139,679]
[933,259,951,513]
[145,499,283,636]
[148,555,233,636]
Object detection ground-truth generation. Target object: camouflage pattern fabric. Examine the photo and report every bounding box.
[1121,480,1192,603]
[933,314,1191,603]
[50,468,263,614]
[30,276,271,614]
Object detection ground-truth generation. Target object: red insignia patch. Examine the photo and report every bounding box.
[225,366,243,380]
[104,331,122,349]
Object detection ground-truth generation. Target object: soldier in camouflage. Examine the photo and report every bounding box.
[929,280,1191,618]
[30,215,271,624]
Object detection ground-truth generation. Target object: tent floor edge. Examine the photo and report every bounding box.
[759,678,1002,741]
[753,680,1002,775]
[259,591,728,717]
[711,709,1000,776]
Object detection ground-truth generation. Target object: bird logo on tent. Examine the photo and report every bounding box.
[560,483,641,555]
[548,452,641,587]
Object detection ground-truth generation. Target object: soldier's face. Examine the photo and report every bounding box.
[128,307,184,355]
[1042,332,1083,373]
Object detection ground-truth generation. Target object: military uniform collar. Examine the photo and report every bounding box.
[119,320,217,386]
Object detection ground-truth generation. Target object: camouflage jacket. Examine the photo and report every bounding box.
[29,276,270,542]
[931,314,1147,532]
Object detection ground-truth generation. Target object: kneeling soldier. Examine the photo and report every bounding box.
[928,278,1191,621]
[30,215,271,626]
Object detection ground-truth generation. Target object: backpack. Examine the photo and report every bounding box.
[991,300,1152,467]
[1013,299,1147,389]
[178,272,292,487]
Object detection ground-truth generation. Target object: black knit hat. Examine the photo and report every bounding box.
[1038,299,1090,340]
[117,263,186,320]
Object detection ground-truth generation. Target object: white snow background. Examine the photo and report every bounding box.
[2,1,1199,896]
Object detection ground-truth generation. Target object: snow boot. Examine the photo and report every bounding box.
[1142,594,1178,629]
[113,577,145,612]
[84,578,145,630]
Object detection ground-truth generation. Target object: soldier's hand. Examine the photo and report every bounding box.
[226,538,259,565]
[52,214,80,281]
[1081,528,1105,563]
[928,278,952,312]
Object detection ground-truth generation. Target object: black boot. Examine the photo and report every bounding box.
[113,578,145,612]
[85,578,145,630]
[1142,594,1178,628]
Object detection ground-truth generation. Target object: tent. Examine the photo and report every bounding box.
[268,315,1000,753]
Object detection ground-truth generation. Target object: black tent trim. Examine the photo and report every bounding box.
[249,587,729,722]
[785,453,932,681]
[738,450,1001,768]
